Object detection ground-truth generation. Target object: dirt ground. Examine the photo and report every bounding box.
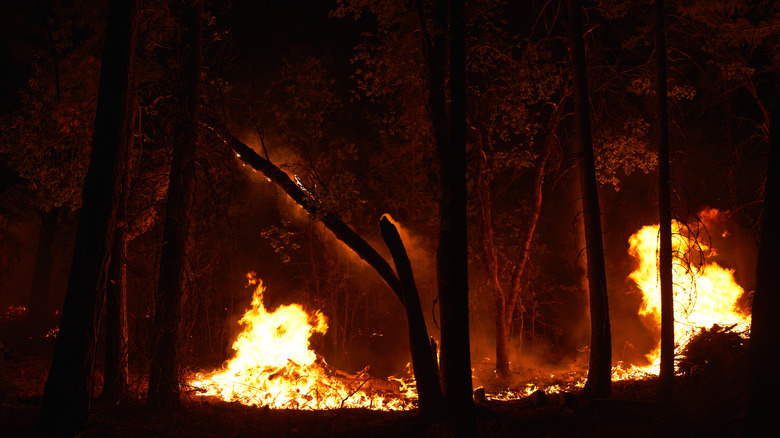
[0,331,748,437]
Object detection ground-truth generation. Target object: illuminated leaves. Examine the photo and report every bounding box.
[594,118,656,190]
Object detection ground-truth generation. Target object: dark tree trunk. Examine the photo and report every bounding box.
[655,0,674,403]
[148,0,202,412]
[39,0,138,434]
[438,0,475,430]
[103,147,132,403]
[746,99,780,436]
[567,0,612,399]
[27,207,59,331]
[103,227,129,404]
[415,0,473,426]
[379,216,443,418]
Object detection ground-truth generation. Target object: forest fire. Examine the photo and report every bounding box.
[190,274,415,410]
[625,212,751,375]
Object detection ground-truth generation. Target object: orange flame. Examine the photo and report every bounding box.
[626,213,750,373]
[190,274,415,410]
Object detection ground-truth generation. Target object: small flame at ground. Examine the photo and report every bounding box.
[190,274,415,410]
[626,213,750,373]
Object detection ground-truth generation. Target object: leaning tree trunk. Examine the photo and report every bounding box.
[207,126,442,418]
[746,99,780,436]
[148,0,202,412]
[27,207,59,332]
[655,0,674,403]
[567,0,612,399]
[39,0,138,434]
[379,217,443,418]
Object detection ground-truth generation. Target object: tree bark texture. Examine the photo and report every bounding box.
[567,0,612,399]
[103,146,132,404]
[655,0,674,403]
[379,216,443,418]
[39,0,138,434]
[746,99,780,436]
[148,0,202,411]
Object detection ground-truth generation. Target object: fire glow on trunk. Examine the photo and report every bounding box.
[626,211,750,373]
[190,274,415,410]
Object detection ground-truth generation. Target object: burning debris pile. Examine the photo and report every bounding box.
[190,274,416,410]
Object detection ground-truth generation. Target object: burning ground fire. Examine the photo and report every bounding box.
[189,274,416,410]
[191,211,751,408]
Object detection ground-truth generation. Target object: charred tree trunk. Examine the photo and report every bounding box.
[39,0,138,434]
[379,216,443,418]
[27,207,59,331]
[148,0,201,412]
[655,0,674,403]
[567,0,612,399]
[747,99,780,436]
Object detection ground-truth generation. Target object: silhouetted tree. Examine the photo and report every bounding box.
[747,99,780,436]
[417,0,475,429]
[148,0,202,411]
[39,0,138,434]
[655,0,674,403]
[567,0,611,399]
[103,131,133,403]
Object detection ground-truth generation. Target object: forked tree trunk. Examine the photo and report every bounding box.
[39,0,138,434]
[655,0,674,403]
[567,0,612,399]
[148,0,202,411]
[746,99,780,436]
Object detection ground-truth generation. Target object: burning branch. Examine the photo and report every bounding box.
[202,117,404,304]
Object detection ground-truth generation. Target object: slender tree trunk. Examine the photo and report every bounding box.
[567,0,612,399]
[379,216,443,418]
[746,99,780,436]
[103,156,131,403]
[39,0,138,434]
[655,0,674,403]
[27,207,59,331]
[148,0,201,411]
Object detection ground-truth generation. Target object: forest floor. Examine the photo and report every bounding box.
[1,326,748,437]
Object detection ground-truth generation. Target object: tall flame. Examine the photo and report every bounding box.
[627,214,750,371]
[190,274,414,410]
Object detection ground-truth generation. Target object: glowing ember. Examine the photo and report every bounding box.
[627,212,750,373]
[190,274,415,410]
